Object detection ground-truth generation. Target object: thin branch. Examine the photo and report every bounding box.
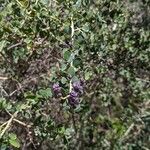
[142,146,150,150]
[121,123,134,141]
[13,118,28,127]
[69,80,72,92]
[71,17,74,46]
[124,123,134,137]
[69,16,75,92]
[0,111,18,138]
[7,41,23,51]
[0,77,8,80]
[0,85,9,96]
[8,78,23,97]
[0,121,8,131]
[5,110,29,127]
[61,95,69,100]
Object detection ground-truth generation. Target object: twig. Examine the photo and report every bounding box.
[70,16,77,135]
[142,146,150,150]
[69,16,75,92]
[121,123,134,139]
[0,77,8,80]
[0,111,18,138]
[69,80,72,92]
[8,78,23,97]
[71,17,74,46]
[7,41,23,50]
[13,118,27,127]
[0,121,8,131]
[5,110,28,127]
[0,118,13,138]
[61,95,69,100]
[0,85,9,96]
[136,77,150,83]
[9,89,19,97]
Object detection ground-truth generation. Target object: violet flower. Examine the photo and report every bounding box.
[72,81,83,94]
[52,83,61,96]
[68,90,79,107]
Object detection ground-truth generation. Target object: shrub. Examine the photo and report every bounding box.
[0,0,149,149]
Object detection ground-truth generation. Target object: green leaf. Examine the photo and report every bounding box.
[74,0,82,9]
[9,139,20,148]
[67,66,75,76]
[0,98,6,109]
[40,0,49,5]
[61,77,67,84]
[38,88,52,98]
[9,133,20,148]
[73,58,82,68]
[63,50,71,61]
[58,126,65,134]
[0,40,6,52]
[85,71,92,80]
[9,133,17,140]
[61,63,67,71]
[82,23,90,32]
[0,144,7,150]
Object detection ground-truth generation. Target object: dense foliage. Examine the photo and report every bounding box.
[0,0,150,149]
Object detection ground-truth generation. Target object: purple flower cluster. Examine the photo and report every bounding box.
[52,79,85,107]
[68,80,84,107]
[72,81,83,94]
[52,83,62,97]
[68,91,79,107]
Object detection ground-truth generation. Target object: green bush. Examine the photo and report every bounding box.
[0,0,149,149]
